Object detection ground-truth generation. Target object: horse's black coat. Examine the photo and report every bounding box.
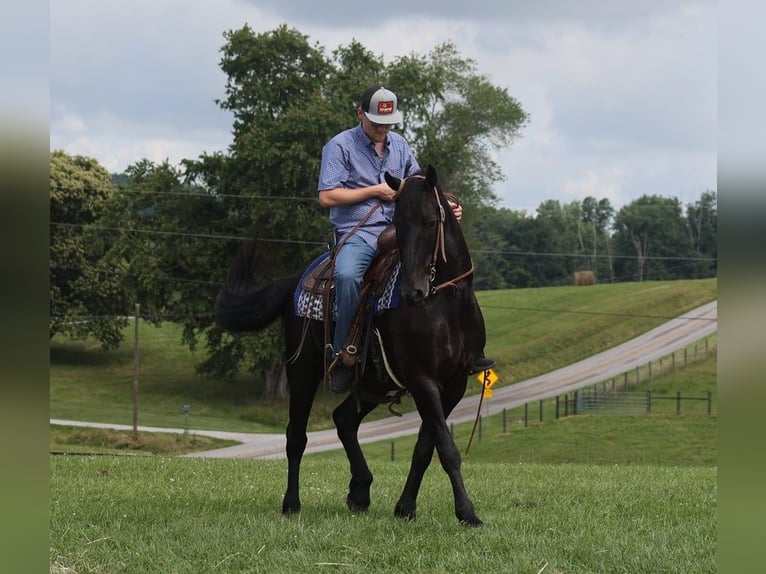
[215,165,486,526]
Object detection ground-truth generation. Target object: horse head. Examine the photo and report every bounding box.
[386,165,459,305]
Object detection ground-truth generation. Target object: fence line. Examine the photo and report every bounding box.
[440,334,716,449]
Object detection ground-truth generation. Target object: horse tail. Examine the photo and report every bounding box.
[214,241,300,332]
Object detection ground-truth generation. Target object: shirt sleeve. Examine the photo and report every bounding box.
[317,139,349,191]
[404,143,420,177]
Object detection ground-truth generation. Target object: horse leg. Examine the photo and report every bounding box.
[332,396,377,513]
[282,418,308,515]
[401,382,483,527]
[282,352,321,515]
[394,423,435,521]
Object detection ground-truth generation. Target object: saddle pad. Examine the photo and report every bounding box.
[294,251,402,320]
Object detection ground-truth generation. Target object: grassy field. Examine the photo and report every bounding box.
[50,457,716,573]
[50,278,717,434]
[50,279,718,572]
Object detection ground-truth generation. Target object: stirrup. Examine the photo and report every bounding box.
[337,345,358,368]
[469,357,496,375]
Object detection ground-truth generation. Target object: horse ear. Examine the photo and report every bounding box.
[384,171,401,191]
[426,165,438,188]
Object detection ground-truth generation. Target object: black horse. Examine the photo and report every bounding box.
[215,165,486,526]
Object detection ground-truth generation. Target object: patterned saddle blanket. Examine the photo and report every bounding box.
[294,251,402,321]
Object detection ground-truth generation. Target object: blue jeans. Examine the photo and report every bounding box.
[333,233,378,354]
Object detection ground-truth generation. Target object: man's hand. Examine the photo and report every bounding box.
[375,182,399,202]
[448,199,463,223]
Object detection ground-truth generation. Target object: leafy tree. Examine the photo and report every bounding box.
[184,25,338,395]
[183,26,529,394]
[685,190,717,277]
[577,196,615,282]
[471,206,523,290]
[527,200,574,285]
[612,195,695,281]
[386,42,529,212]
[50,150,132,348]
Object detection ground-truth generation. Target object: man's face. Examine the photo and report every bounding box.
[358,109,393,144]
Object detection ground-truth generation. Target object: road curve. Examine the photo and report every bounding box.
[52,300,716,460]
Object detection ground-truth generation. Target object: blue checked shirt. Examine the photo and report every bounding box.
[318,124,420,248]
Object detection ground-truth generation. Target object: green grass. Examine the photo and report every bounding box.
[313,351,717,467]
[50,426,238,456]
[50,278,717,434]
[50,457,716,573]
[479,279,716,383]
[50,280,718,572]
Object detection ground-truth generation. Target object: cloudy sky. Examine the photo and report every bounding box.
[50,0,716,211]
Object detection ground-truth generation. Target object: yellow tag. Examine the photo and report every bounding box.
[483,388,493,399]
[476,368,498,387]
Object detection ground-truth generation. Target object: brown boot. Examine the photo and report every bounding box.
[330,365,354,393]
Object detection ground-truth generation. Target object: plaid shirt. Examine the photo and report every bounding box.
[318,124,420,248]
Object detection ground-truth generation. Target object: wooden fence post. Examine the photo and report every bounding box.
[132,303,140,441]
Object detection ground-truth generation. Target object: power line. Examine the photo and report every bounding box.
[49,222,716,262]
[50,222,327,247]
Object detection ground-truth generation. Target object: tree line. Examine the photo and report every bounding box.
[49,25,716,396]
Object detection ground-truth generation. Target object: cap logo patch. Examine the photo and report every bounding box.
[377,100,395,115]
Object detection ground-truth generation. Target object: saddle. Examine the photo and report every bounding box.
[300,225,400,392]
[302,225,399,298]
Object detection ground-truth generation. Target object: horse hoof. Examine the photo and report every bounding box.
[460,516,483,528]
[394,505,416,521]
[346,496,370,514]
[282,502,301,516]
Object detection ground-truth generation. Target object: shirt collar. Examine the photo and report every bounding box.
[355,123,390,149]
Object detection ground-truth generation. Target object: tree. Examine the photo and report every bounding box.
[685,190,717,277]
[528,200,574,285]
[471,206,527,289]
[185,26,528,395]
[612,195,695,281]
[580,196,615,282]
[386,42,529,211]
[49,150,132,348]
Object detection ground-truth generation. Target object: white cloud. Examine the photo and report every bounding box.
[50,0,716,210]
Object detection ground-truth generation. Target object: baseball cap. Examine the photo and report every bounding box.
[360,86,403,124]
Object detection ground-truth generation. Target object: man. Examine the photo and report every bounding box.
[318,86,493,392]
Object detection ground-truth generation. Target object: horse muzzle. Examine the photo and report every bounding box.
[402,276,432,305]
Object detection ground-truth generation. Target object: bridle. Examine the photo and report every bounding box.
[396,175,474,297]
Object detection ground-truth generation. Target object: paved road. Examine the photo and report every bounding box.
[52,300,717,460]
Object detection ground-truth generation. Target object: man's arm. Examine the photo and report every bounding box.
[318,183,398,208]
